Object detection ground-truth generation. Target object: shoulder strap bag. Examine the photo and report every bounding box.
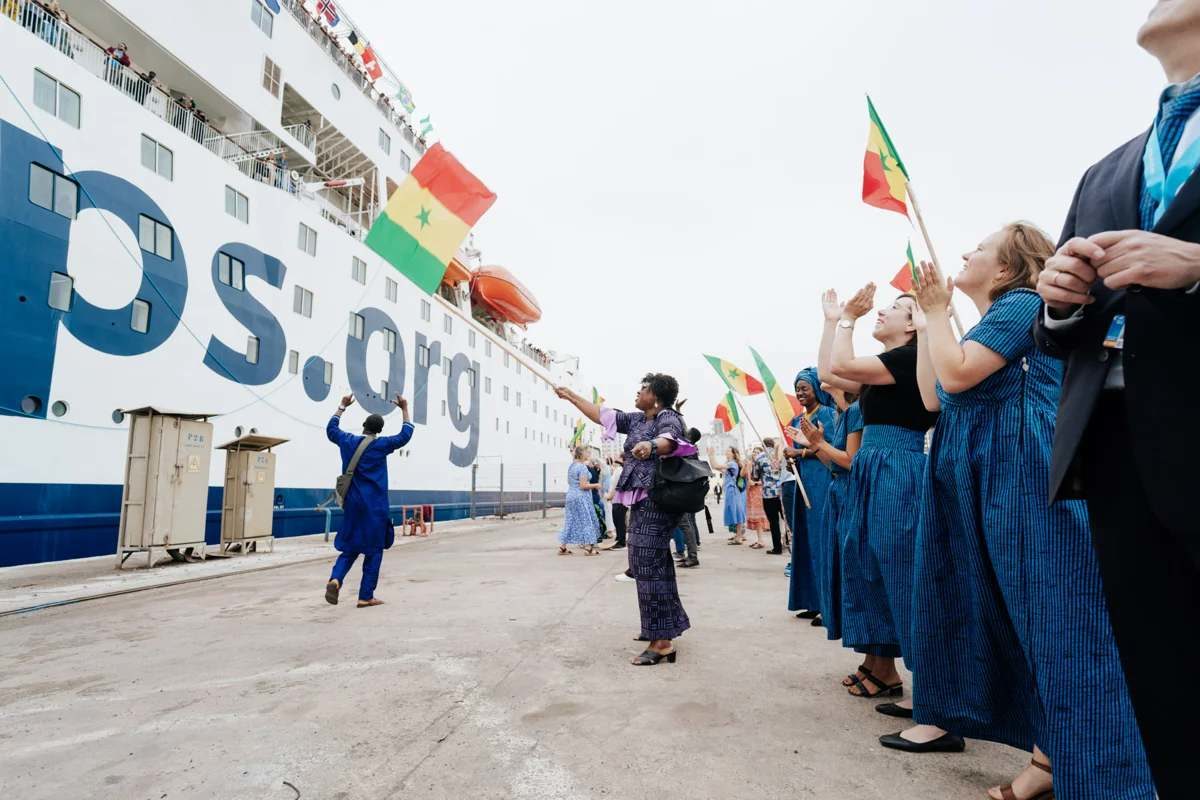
[334,435,375,507]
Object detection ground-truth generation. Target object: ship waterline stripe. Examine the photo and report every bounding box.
[380,180,472,265]
[363,214,450,294]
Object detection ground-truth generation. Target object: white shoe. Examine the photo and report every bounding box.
[614,573,635,583]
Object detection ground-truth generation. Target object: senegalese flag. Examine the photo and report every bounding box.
[365,143,496,294]
[703,354,765,396]
[749,347,803,434]
[863,96,910,216]
[890,240,918,292]
[569,417,586,448]
[715,392,739,433]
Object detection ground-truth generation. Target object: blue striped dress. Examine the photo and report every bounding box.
[909,290,1152,799]
[787,405,837,613]
[839,342,935,662]
[817,402,862,641]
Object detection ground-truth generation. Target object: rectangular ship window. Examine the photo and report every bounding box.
[48,272,73,312]
[416,344,430,367]
[468,330,477,348]
[288,350,299,374]
[29,164,77,219]
[420,299,431,322]
[251,0,275,37]
[34,70,79,128]
[351,256,367,284]
[217,252,245,290]
[140,135,173,180]
[385,277,397,302]
[225,186,249,224]
[484,377,492,394]
[298,223,317,256]
[246,336,260,364]
[293,286,313,318]
[262,57,281,96]
[138,215,173,259]
[399,151,411,173]
[323,361,333,385]
[379,129,391,154]
[383,328,397,353]
[131,299,151,333]
[349,313,365,340]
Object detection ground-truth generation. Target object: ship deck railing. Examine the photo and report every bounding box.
[4,0,387,235]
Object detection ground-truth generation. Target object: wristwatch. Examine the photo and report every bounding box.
[837,319,854,329]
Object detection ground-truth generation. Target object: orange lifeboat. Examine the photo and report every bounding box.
[441,257,472,286]
[470,266,542,326]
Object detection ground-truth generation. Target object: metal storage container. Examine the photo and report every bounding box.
[117,408,215,568]
[216,434,288,554]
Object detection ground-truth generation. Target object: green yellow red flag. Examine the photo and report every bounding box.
[890,241,918,292]
[365,143,496,294]
[749,347,803,434]
[715,392,740,433]
[862,96,910,216]
[704,354,765,396]
[569,417,586,448]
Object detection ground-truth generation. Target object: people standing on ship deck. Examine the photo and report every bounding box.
[783,368,837,622]
[324,393,415,609]
[558,447,600,556]
[823,285,959,751]
[708,447,747,544]
[556,375,693,666]
[905,225,1153,799]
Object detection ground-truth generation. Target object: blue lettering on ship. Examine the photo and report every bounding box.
[0,121,479,464]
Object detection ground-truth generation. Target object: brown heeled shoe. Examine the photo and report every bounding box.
[991,758,1053,800]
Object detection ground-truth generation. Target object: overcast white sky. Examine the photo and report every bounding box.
[354,1,1163,437]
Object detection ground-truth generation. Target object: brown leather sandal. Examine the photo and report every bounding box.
[992,758,1053,800]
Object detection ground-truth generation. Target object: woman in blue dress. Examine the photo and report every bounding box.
[793,386,862,643]
[708,447,747,543]
[558,446,601,556]
[783,368,837,619]
[822,285,959,753]
[904,224,1152,800]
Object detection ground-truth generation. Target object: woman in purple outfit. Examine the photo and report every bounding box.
[556,373,694,666]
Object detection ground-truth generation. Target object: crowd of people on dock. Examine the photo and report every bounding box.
[552,6,1199,797]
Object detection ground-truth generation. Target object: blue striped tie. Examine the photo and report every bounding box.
[1140,86,1200,229]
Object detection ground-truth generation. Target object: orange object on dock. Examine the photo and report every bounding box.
[470,266,542,325]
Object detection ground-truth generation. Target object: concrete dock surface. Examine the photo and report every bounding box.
[1,511,1024,799]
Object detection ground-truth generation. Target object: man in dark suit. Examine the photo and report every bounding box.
[1034,3,1200,795]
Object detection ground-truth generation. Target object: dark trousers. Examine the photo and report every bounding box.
[612,503,628,546]
[762,496,783,551]
[330,550,383,602]
[1081,393,1198,799]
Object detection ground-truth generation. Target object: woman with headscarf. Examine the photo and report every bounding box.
[783,368,837,622]
[556,374,693,665]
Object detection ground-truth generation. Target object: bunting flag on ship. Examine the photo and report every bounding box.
[703,355,765,396]
[715,392,739,433]
[749,347,803,434]
[316,0,340,27]
[419,114,434,138]
[365,144,497,294]
[862,96,910,216]
[396,83,416,114]
[890,241,918,292]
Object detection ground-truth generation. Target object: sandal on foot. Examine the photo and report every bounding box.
[842,664,872,687]
[356,598,384,608]
[325,579,340,605]
[557,548,572,555]
[631,648,677,666]
[991,759,1054,800]
[847,672,903,699]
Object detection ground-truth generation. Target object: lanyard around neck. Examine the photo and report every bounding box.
[1143,116,1200,226]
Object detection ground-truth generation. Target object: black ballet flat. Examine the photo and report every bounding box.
[874,702,913,719]
[633,635,650,642]
[810,615,823,627]
[632,649,677,666]
[878,731,965,753]
[795,610,819,619]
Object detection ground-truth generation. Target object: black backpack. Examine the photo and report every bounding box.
[651,454,713,514]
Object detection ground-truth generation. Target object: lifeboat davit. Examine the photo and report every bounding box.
[470,266,542,326]
[441,257,472,286]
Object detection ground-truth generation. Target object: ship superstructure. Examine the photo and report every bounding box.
[0,0,582,566]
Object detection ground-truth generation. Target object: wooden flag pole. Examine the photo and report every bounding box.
[906,181,966,339]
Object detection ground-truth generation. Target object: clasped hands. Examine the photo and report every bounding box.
[1037,230,1200,313]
